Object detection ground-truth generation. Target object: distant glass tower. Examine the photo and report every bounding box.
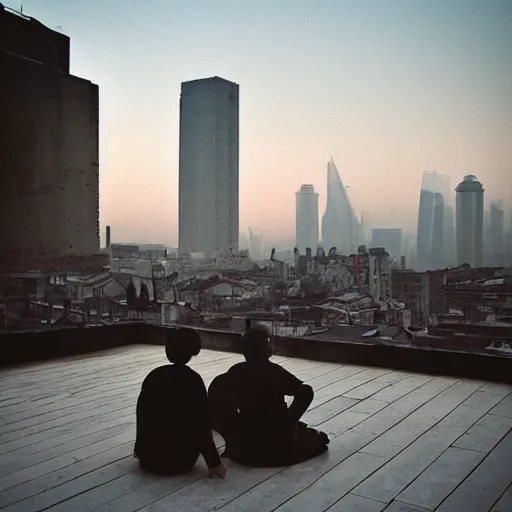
[490,199,504,267]
[321,158,360,254]
[295,185,319,254]
[416,171,454,270]
[436,174,456,266]
[456,175,484,267]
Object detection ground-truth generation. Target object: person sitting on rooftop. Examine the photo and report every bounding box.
[134,327,225,479]
[208,324,329,467]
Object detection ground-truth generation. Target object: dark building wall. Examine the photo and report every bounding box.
[0,6,69,72]
[0,14,99,272]
[392,271,429,326]
[60,74,100,256]
[427,271,449,317]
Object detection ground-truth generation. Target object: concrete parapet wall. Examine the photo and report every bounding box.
[0,323,511,384]
[0,324,143,368]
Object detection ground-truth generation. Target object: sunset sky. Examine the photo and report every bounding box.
[8,0,512,246]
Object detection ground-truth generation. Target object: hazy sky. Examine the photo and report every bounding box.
[7,0,512,246]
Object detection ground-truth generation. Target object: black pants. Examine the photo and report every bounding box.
[208,374,328,468]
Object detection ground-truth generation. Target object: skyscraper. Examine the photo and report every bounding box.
[321,158,360,254]
[0,6,100,272]
[505,211,512,267]
[490,200,504,267]
[295,184,319,254]
[433,173,456,266]
[416,171,454,270]
[178,76,239,256]
[456,175,484,267]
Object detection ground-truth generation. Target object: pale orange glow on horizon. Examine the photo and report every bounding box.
[16,0,509,247]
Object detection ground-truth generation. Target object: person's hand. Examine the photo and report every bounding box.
[208,463,226,480]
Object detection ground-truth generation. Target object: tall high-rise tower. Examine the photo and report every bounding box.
[416,171,454,270]
[321,158,360,254]
[295,184,319,254]
[178,76,239,256]
[490,199,504,267]
[456,175,484,267]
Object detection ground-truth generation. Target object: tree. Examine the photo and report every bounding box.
[139,283,150,316]
[126,280,137,314]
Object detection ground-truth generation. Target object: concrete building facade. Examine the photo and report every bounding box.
[456,175,484,267]
[178,76,239,256]
[392,271,430,327]
[368,247,392,302]
[0,6,99,273]
[295,184,319,254]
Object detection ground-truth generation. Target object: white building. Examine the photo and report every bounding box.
[455,175,484,267]
[178,76,239,256]
[295,184,319,254]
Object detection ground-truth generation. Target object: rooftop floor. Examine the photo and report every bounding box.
[0,346,511,512]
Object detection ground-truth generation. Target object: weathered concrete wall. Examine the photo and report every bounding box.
[145,325,512,384]
[1,324,510,384]
[0,48,99,272]
[0,324,144,368]
[60,74,100,256]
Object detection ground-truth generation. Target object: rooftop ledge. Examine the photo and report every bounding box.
[0,323,511,384]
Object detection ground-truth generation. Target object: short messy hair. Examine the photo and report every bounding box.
[165,327,201,365]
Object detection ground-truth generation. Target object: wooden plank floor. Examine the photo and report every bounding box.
[0,345,511,512]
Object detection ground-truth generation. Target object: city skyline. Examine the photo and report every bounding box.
[7,0,511,247]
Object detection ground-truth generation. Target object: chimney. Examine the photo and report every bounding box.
[400,256,406,270]
[106,226,111,250]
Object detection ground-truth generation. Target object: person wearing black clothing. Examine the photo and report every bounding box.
[134,327,225,478]
[209,324,329,467]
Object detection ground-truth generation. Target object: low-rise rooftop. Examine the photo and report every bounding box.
[0,344,511,511]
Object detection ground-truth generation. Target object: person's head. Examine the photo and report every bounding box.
[241,324,272,361]
[165,327,201,365]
